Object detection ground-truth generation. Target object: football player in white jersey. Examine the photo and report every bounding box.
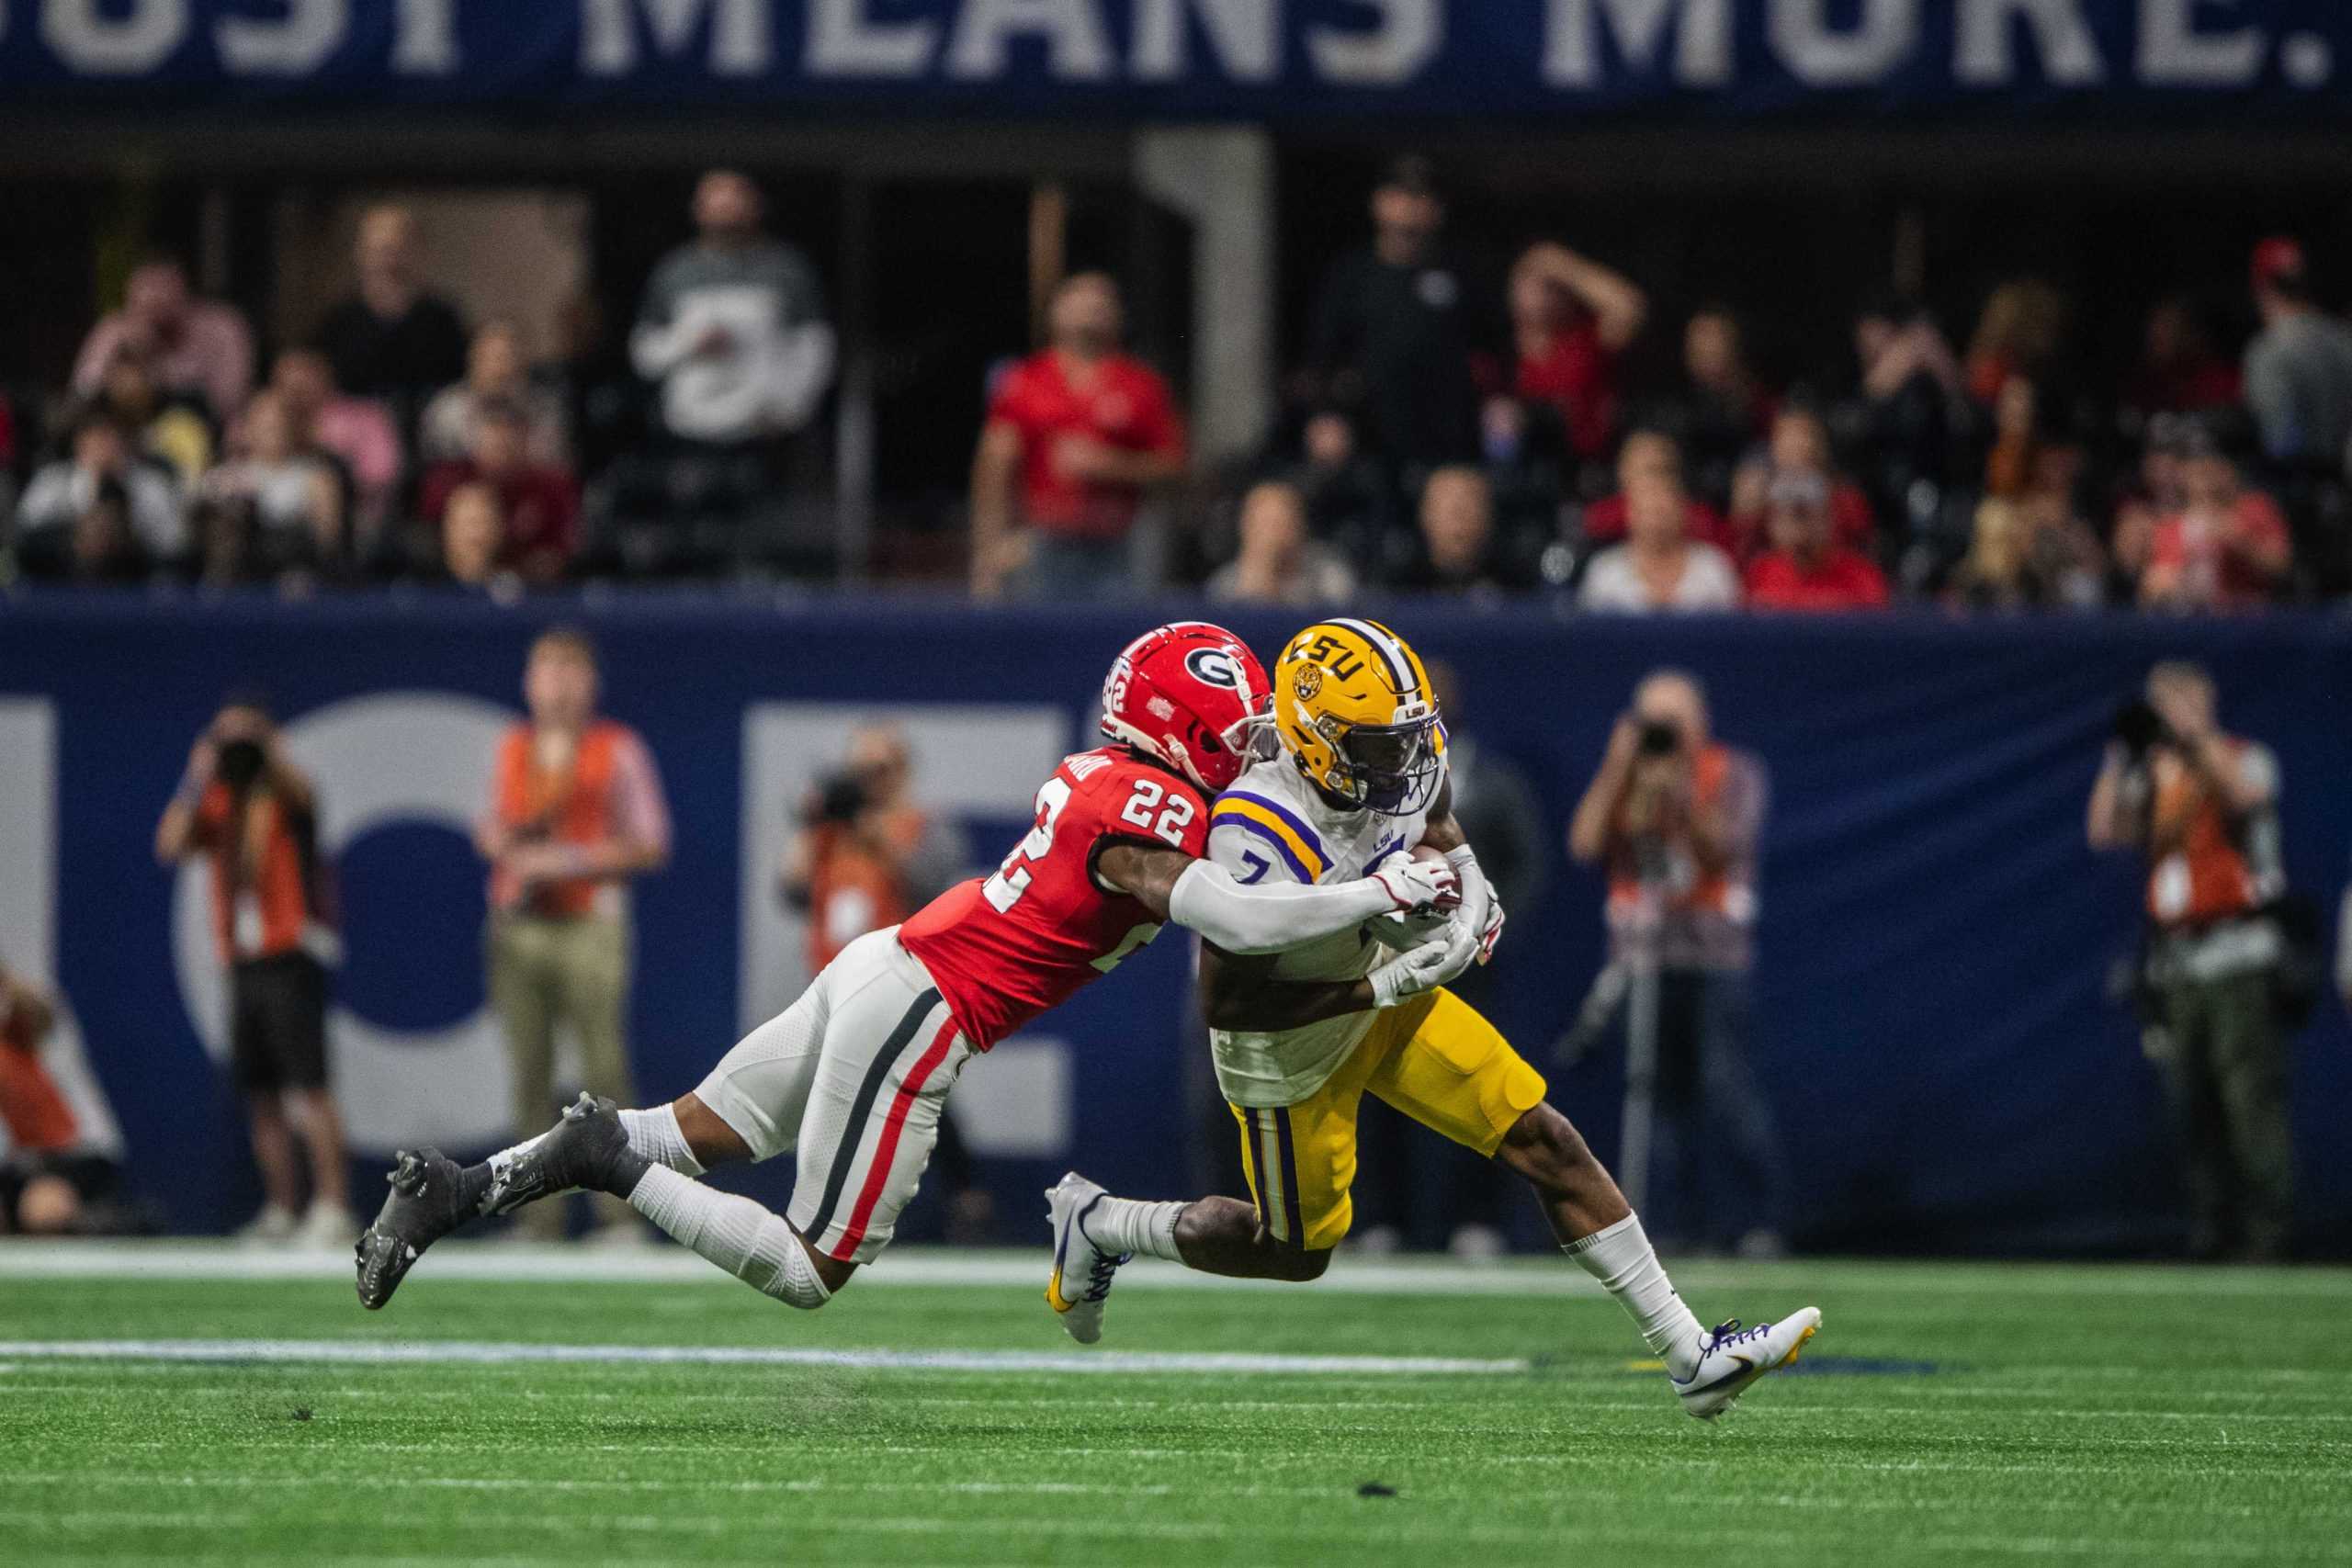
[1047,617,1820,1420]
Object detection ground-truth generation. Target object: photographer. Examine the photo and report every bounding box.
[778,725,967,975]
[2089,662,2291,1261]
[1569,671,1785,1255]
[155,694,347,1246]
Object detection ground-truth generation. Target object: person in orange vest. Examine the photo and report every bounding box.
[2090,662,2292,1261]
[156,693,346,1247]
[480,627,671,1240]
[1569,669,1785,1256]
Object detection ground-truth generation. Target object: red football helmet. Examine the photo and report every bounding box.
[1099,621,1271,793]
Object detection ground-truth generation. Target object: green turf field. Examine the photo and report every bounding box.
[2,1247,2348,1566]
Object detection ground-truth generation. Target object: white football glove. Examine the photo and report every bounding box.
[1368,917,1480,1008]
[1367,856,1460,915]
[1476,892,1506,964]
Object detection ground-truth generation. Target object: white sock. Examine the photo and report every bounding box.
[1565,1213,1706,1376]
[1083,1196,1186,1262]
[628,1166,830,1309]
[619,1105,705,1178]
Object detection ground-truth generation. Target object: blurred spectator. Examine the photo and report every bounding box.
[154,694,347,1247]
[72,253,254,424]
[1953,449,2108,612]
[1286,410,1393,548]
[779,724,967,974]
[2111,414,2196,587]
[2243,237,2352,474]
[1667,306,1775,502]
[1304,155,1495,470]
[1742,471,1891,612]
[313,204,468,427]
[1206,480,1356,606]
[435,482,521,597]
[968,272,1184,599]
[200,389,353,582]
[0,959,130,1236]
[1568,670,1783,1254]
[1578,460,1741,613]
[91,345,214,487]
[2088,663,2291,1260]
[1729,407,1875,558]
[1851,296,1966,505]
[480,628,669,1239]
[2137,443,2290,612]
[1396,465,1502,597]
[1579,429,1733,551]
[420,320,570,468]
[631,170,834,450]
[1983,373,2041,501]
[18,474,152,586]
[270,348,401,535]
[1504,241,1646,463]
[1964,279,2068,406]
[419,399,580,584]
[2123,298,2241,417]
[17,407,185,563]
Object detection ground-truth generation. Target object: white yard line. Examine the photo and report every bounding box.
[3,1239,2347,1299]
[0,1337,1527,1377]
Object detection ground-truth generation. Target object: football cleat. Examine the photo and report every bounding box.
[1672,1308,1822,1420]
[353,1148,469,1310]
[480,1093,650,1216]
[1044,1171,1126,1346]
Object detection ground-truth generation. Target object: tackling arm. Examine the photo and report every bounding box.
[1095,841,1419,956]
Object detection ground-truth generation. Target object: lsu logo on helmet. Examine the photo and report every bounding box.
[1273,618,1445,816]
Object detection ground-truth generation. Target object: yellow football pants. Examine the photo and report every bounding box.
[1231,987,1548,1252]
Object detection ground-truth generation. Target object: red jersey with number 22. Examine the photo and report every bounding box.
[899,747,1208,1051]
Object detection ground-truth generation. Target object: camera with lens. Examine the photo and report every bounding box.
[215,738,266,790]
[1636,718,1683,757]
[2110,699,2174,759]
[813,770,870,827]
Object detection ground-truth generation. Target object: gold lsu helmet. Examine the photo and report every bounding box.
[1273,618,1446,816]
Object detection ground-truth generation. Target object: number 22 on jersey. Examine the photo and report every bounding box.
[983,772,1196,914]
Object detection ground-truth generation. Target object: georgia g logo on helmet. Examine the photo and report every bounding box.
[1183,646,1244,690]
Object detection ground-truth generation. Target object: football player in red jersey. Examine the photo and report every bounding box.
[356,621,1472,1312]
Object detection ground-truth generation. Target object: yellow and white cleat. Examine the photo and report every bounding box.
[1672,1308,1822,1420]
[1044,1170,1126,1346]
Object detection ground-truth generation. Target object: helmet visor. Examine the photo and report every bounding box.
[1340,716,1442,815]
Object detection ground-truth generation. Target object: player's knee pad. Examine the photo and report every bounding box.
[753,1219,833,1311]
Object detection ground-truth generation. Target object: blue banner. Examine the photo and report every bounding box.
[0,2,2346,122]
[1,594,2347,1253]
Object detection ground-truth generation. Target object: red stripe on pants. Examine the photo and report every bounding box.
[829,1015,960,1261]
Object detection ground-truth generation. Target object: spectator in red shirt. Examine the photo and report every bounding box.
[1729,407,1874,561]
[419,399,580,584]
[1579,430,1733,551]
[1505,242,1646,464]
[968,273,1185,599]
[1743,472,1890,613]
[2139,444,2292,613]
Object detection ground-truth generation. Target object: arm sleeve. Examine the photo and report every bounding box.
[1168,858,1394,957]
